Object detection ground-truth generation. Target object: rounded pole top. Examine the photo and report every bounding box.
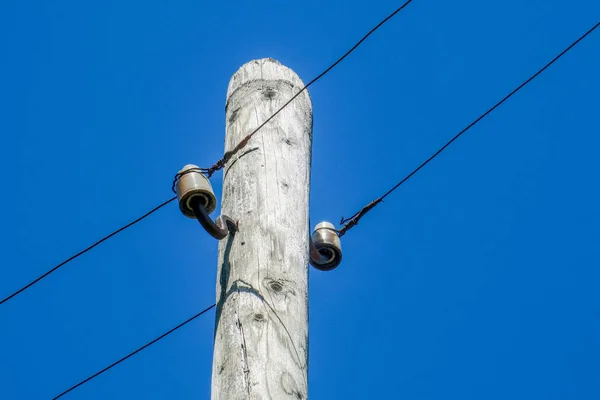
[227,58,307,100]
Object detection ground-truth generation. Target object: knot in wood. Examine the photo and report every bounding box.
[262,87,278,100]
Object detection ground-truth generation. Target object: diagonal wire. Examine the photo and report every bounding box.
[53,303,216,399]
[204,0,414,177]
[3,2,415,306]
[338,20,600,237]
[0,197,177,306]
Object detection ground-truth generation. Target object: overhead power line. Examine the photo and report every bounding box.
[0,197,177,306]
[337,20,600,237]
[203,0,414,177]
[1,2,414,306]
[19,8,599,400]
[52,303,216,399]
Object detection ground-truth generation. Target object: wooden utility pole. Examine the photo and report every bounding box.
[212,58,312,399]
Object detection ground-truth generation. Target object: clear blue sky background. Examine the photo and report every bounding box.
[1,0,599,399]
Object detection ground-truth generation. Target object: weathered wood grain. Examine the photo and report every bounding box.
[211,58,312,400]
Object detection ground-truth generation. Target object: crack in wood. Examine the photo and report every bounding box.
[236,308,251,397]
[230,280,306,373]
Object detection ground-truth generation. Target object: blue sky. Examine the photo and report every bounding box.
[1,0,599,398]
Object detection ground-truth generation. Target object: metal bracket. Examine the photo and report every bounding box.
[190,197,237,240]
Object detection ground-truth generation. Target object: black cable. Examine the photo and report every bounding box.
[205,0,414,176]
[0,197,177,306]
[338,20,600,237]
[53,303,216,399]
[3,1,414,306]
